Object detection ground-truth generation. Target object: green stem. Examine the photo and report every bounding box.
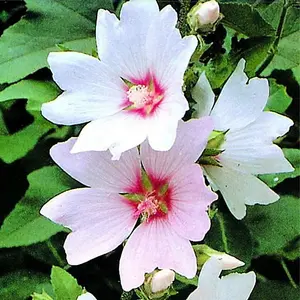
[280,258,298,288]
[256,0,288,76]
[46,240,65,267]
[178,0,191,36]
[216,212,229,253]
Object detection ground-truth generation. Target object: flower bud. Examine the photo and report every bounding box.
[187,0,222,33]
[150,269,175,293]
[196,0,220,25]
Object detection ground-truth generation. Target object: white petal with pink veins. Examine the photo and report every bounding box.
[50,138,140,192]
[187,257,256,300]
[41,188,137,265]
[42,52,125,125]
[167,164,217,241]
[204,165,279,219]
[210,59,269,131]
[119,219,196,291]
[141,117,213,181]
[71,113,149,160]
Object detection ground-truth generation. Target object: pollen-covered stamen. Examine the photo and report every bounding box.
[127,85,153,108]
[137,195,160,220]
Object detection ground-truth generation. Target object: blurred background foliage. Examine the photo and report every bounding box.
[0,0,299,299]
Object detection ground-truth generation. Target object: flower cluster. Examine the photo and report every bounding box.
[40,0,294,299]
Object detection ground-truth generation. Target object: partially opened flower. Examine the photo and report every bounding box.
[41,118,217,291]
[41,0,197,159]
[187,257,256,300]
[192,59,294,219]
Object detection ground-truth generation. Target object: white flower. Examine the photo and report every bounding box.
[192,59,294,219]
[77,292,97,300]
[150,269,175,293]
[187,257,256,300]
[41,0,197,159]
[196,0,220,25]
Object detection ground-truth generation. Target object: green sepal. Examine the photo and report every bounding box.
[159,202,168,214]
[202,148,224,157]
[142,169,153,191]
[158,183,169,196]
[207,129,228,149]
[121,193,144,202]
[31,291,53,300]
[198,156,222,167]
[121,77,135,88]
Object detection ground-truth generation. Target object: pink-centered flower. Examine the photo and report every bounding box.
[41,118,217,291]
[41,0,197,159]
[192,59,294,219]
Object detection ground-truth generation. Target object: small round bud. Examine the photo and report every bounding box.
[150,269,175,293]
[196,0,220,25]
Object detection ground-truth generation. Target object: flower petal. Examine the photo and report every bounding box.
[50,137,140,192]
[42,52,125,125]
[119,219,196,291]
[146,5,197,90]
[141,117,213,181]
[221,112,294,174]
[204,166,279,219]
[77,292,97,300]
[41,188,137,265]
[210,59,269,131]
[216,271,256,300]
[71,113,148,160]
[96,0,159,79]
[167,164,217,241]
[191,72,215,118]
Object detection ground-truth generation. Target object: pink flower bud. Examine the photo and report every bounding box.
[150,269,175,293]
[196,0,220,25]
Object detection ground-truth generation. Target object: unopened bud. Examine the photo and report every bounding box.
[150,269,175,293]
[187,0,222,33]
[77,292,97,300]
[196,0,220,25]
[194,245,245,270]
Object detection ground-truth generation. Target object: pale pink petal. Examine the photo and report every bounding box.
[42,52,125,125]
[221,111,294,174]
[50,138,140,192]
[119,219,196,291]
[211,59,269,131]
[191,72,215,118]
[167,164,217,241]
[77,292,97,300]
[71,113,148,160]
[141,117,213,181]
[41,188,137,265]
[204,165,279,219]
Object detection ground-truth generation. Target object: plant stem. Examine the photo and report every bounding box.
[46,239,65,267]
[178,0,191,36]
[216,212,229,253]
[256,0,288,76]
[280,258,298,288]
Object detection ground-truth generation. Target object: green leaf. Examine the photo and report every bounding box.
[51,266,83,300]
[0,166,76,248]
[259,1,300,75]
[250,280,300,300]
[204,210,253,270]
[0,0,113,84]
[244,195,300,256]
[0,270,52,300]
[259,149,299,188]
[264,79,292,113]
[220,2,275,37]
[32,291,54,300]
[0,79,60,110]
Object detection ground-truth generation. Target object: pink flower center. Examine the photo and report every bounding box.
[122,74,164,117]
[137,195,160,219]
